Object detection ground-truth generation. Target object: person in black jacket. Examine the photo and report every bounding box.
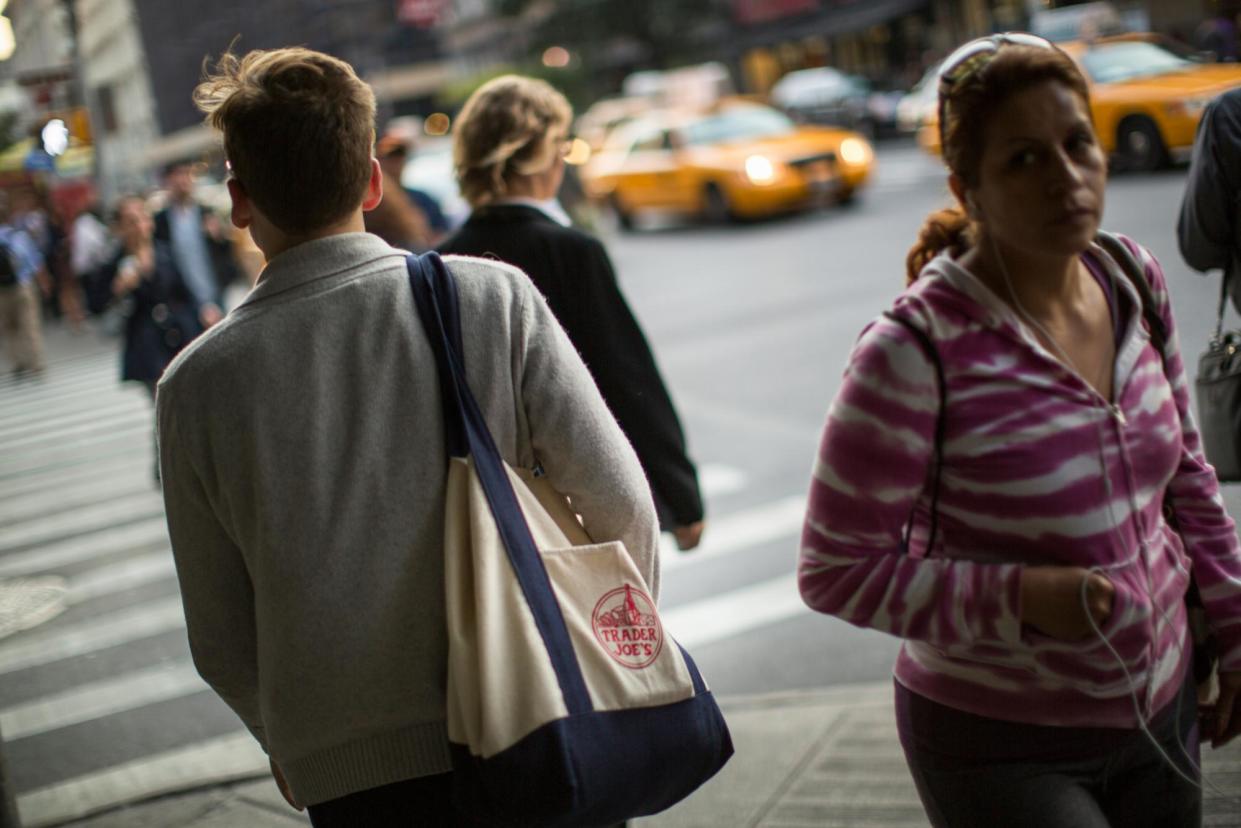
[86,195,203,480]
[1179,86,1241,313]
[86,195,202,391]
[439,75,706,550]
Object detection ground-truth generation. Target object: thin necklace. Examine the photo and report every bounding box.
[989,237,1115,400]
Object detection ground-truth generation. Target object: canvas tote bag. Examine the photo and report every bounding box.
[406,253,733,827]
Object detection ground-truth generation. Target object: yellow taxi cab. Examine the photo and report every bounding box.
[580,100,874,227]
[918,35,1241,171]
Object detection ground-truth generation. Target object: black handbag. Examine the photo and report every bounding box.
[1194,272,1241,483]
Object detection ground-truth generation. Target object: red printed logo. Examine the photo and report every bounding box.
[591,584,663,669]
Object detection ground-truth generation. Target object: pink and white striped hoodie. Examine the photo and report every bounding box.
[799,237,1241,728]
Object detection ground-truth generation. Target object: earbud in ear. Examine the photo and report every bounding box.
[966,193,981,218]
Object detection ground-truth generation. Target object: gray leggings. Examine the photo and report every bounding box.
[896,675,1201,828]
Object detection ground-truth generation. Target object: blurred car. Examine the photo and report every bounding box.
[918,35,1241,171]
[770,67,874,134]
[1030,0,1128,43]
[896,65,939,135]
[576,95,653,151]
[580,101,874,227]
[399,137,469,230]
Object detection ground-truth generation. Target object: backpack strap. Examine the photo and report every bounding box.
[1095,230,1168,365]
[881,310,946,557]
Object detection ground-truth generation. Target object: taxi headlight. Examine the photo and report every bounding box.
[1166,97,1210,118]
[744,154,777,184]
[839,137,871,166]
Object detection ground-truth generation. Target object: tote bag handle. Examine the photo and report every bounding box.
[405,253,593,716]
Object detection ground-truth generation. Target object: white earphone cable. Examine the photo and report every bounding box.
[988,233,1231,798]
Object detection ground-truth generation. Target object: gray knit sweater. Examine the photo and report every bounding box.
[156,232,660,806]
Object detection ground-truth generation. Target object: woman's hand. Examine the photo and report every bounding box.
[112,256,143,297]
[1019,566,1115,641]
[673,521,705,551]
[134,244,154,275]
[199,302,223,329]
[112,245,155,297]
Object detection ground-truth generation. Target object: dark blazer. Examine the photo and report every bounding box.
[439,204,704,529]
[154,203,239,304]
[87,242,203,384]
[1179,86,1241,313]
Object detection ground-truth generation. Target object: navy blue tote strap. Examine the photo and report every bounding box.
[406,253,593,715]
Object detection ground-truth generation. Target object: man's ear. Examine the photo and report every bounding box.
[226,178,252,229]
[362,158,383,212]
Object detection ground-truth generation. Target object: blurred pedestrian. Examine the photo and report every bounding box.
[0,192,48,378]
[377,133,449,243]
[1179,86,1241,312]
[1196,14,1240,62]
[70,193,116,300]
[439,75,707,551]
[97,196,202,397]
[10,188,55,304]
[361,164,432,251]
[154,160,237,326]
[87,195,202,482]
[159,46,658,825]
[799,34,1241,827]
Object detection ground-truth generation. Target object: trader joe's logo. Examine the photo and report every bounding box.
[592,584,663,669]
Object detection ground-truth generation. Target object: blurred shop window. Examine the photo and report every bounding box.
[95,86,118,134]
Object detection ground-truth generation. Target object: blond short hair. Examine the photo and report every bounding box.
[194,47,376,234]
[453,75,572,207]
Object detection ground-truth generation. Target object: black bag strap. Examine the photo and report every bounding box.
[881,310,946,556]
[1214,270,1232,343]
[1095,231,1169,362]
[406,252,593,715]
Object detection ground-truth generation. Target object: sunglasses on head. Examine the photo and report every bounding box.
[938,32,1055,88]
[937,32,1056,146]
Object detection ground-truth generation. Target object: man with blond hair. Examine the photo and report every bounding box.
[158,47,659,824]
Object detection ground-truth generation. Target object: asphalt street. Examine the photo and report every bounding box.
[0,139,1230,826]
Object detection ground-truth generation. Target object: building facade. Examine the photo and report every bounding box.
[77,0,159,200]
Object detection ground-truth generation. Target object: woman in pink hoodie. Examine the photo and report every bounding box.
[799,34,1241,827]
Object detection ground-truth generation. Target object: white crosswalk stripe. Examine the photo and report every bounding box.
[660,493,804,572]
[0,337,814,828]
[1,662,205,741]
[0,491,165,550]
[17,732,268,828]
[0,597,186,676]
[0,518,169,578]
[65,550,177,604]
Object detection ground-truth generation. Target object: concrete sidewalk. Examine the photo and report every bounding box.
[48,681,1241,828]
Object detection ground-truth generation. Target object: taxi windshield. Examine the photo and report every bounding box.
[1079,42,1192,83]
[683,107,796,146]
